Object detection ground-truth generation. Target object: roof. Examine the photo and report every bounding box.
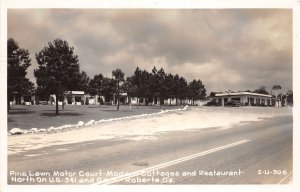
[215,91,273,98]
[65,91,85,95]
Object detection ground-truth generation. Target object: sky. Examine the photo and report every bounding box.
[7,9,292,93]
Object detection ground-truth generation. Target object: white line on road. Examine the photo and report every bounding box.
[94,139,251,185]
[277,171,293,184]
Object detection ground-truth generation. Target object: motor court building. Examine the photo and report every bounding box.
[212,91,275,106]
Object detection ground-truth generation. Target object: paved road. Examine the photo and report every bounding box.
[8,115,292,185]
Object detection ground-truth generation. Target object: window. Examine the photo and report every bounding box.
[232,98,240,101]
[256,98,260,104]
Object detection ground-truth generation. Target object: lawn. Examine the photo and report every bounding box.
[8,106,292,155]
[8,104,184,130]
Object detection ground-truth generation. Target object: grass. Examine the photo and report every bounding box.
[7,104,185,130]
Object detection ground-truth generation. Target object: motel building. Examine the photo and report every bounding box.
[50,91,109,105]
[9,92,35,105]
[211,91,276,107]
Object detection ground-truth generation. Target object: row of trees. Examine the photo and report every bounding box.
[129,67,206,106]
[8,38,207,115]
[88,66,206,110]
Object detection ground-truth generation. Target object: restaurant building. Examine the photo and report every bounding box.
[211,91,275,107]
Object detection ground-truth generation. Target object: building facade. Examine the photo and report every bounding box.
[211,91,275,107]
[9,93,35,105]
[49,91,107,106]
[10,90,206,106]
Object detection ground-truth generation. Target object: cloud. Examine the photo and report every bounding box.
[7,9,292,93]
[169,60,242,91]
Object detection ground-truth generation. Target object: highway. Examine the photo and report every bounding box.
[8,115,292,185]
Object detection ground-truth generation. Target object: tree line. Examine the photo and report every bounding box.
[8,38,206,115]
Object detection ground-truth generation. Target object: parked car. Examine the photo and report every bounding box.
[225,100,240,107]
[205,100,221,106]
[37,101,48,105]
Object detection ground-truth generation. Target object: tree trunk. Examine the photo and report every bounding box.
[176,98,178,106]
[117,82,120,111]
[138,96,141,106]
[98,94,101,108]
[55,94,59,115]
[160,98,162,108]
[7,99,10,112]
[62,95,65,110]
[117,95,120,111]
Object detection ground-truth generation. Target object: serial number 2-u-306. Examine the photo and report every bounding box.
[257,169,288,175]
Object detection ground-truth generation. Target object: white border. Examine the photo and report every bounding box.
[1,0,299,192]
[0,0,298,9]
[0,2,8,192]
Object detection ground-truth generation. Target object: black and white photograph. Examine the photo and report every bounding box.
[0,1,299,192]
